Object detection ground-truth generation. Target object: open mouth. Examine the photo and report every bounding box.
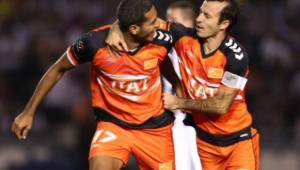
[196,25,204,31]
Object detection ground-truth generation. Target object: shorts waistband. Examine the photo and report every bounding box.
[93,108,175,129]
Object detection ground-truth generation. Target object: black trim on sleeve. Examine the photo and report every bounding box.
[152,29,173,51]
[71,30,108,64]
[169,23,196,43]
[220,36,249,76]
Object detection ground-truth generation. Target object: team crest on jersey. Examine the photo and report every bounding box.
[144,58,158,70]
[207,67,224,79]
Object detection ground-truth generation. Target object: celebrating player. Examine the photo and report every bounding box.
[11,0,176,170]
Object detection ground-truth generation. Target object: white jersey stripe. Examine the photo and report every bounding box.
[100,70,149,81]
[66,47,79,66]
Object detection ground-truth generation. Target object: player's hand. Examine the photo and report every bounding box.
[11,111,34,140]
[105,21,128,55]
[163,92,180,110]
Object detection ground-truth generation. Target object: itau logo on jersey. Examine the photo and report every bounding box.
[207,67,224,79]
[187,76,219,99]
[111,78,149,94]
[96,70,161,102]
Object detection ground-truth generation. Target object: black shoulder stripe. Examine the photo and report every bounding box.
[221,37,249,76]
[220,37,246,61]
[152,29,173,50]
[169,23,196,43]
[72,29,108,64]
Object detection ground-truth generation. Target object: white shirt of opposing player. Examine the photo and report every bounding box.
[162,48,202,170]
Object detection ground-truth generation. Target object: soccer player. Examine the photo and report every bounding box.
[11,0,176,170]
[107,0,260,169]
[163,0,260,169]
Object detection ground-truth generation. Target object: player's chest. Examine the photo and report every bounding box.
[180,48,227,99]
[92,48,164,75]
[180,46,227,81]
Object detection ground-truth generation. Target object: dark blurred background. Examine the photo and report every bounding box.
[0,0,299,170]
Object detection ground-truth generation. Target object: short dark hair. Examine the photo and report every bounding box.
[117,0,154,31]
[168,0,198,19]
[206,0,240,31]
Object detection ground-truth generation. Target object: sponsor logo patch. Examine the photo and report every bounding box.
[144,58,158,70]
[207,67,224,79]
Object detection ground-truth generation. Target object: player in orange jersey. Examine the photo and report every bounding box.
[107,0,260,169]
[163,0,260,169]
[11,0,176,170]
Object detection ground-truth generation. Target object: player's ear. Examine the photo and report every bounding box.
[219,19,230,31]
[128,24,140,35]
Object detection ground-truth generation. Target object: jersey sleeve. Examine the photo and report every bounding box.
[66,31,106,66]
[221,38,249,90]
[169,23,196,43]
[152,29,173,52]
[224,51,249,77]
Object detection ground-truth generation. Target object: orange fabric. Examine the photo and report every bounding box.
[251,128,260,170]
[67,26,169,124]
[174,36,252,134]
[89,121,175,170]
[90,43,168,124]
[196,128,260,170]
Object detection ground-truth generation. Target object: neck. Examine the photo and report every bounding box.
[123,32,141,50]
[203,31,226,54]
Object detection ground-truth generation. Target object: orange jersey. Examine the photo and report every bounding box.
[170,23,252,134]
[67,26,173,124]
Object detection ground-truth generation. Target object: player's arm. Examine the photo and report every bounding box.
[164,51,249,115]
[105,16,195,52]
[105,21,128,54]
[164,86,238,114]
[12,31,102,140]
[11,53,74,140]
[105,19,168,53]
[105,21,128,53]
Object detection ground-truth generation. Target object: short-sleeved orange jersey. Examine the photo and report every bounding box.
[67,26,173,124]
[170,24,252,134]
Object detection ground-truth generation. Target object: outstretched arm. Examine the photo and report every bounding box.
[11,53,74,140]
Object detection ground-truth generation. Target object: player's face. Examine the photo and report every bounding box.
[195,1,228,38]
[137,6,159,42]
